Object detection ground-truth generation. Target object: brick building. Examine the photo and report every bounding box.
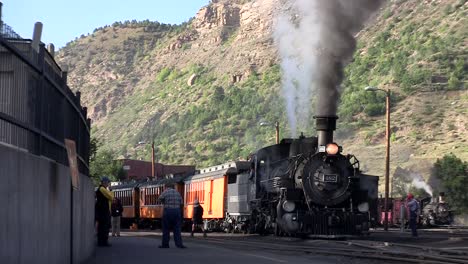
[119,159,195,180]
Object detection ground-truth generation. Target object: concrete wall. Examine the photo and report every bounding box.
[0,143,94,264]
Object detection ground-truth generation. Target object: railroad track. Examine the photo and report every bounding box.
[198,237,468,264]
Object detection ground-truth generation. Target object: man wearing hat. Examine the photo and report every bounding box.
[95,176,114,246]
[406,193,419,237]
[158,183,186,248]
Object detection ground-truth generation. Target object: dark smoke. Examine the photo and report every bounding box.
[274,0,384,136]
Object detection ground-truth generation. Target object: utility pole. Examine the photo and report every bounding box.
[365,86,391,231]
[151,141,155,178]
[384,88,390,231]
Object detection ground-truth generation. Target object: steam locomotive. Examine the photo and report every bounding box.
[420,192,454,227]
[227,116,379,237]
[377,192,454,228]
[112,115,378,237]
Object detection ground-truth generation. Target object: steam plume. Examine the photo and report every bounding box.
[454,215,468,226]
[411,177,433,197]
[274,0,384,136]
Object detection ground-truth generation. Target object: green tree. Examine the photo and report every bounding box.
[433,154,468,213]
[89,139,126,185]
[89,137,100,162]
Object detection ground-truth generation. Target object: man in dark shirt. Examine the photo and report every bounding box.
[406,193,420,237]
[158,183,186,248]
[95,177,114,246]
[191,199,206,237]
[111,198,123,237]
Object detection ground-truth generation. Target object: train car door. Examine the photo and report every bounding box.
[209,180,213,215]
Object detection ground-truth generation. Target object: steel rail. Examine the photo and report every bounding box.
[338,240,468,256]
[199,237,468,264]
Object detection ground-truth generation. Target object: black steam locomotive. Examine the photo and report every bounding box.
[226,116,378,237]
[420,192,454,227]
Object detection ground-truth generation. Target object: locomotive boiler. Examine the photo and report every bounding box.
[245,116,378,237]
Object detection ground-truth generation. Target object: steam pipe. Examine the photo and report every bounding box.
[314,115,338,146]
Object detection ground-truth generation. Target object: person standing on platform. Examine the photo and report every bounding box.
[111,198,123,237]
[406,193,419,237]
[158,183,186,249]
[95,176,114,246]
[191,199,206,237]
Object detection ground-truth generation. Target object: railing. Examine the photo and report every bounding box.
[0,36,90,175]
[0,23,22,39]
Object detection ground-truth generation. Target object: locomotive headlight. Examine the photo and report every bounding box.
[282,200,296,213]
[326,143,340,155]
[358,202,369,213]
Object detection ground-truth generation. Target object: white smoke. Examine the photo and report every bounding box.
[273,0,384,137]
[454,215,468,226]
[411,177,433,197]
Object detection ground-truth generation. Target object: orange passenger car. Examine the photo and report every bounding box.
[138,177,186,228]
[184,162,241,230]
[112,182,139,227]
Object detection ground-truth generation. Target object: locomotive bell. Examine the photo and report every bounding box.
[314,115,338,147]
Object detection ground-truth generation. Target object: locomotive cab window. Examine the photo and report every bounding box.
[228,174,237,184]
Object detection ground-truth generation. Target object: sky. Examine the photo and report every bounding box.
[2,0,210,48]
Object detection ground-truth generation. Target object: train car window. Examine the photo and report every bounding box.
[228,174,237,184]
[198,182,204,203]
[127,190,130,206]
[147,188,150,205]
[148,188,151,205]
[192,183,195,204]
[190,183,194,204]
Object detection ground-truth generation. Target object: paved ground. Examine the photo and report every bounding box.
[87,229,468,264]
[87,232,350,264]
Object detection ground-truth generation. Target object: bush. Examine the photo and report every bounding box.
[157,68,172,82]
[364,103,385,116]
[433,154,468,213]
[448,73,461,90]
[383,9,393,19]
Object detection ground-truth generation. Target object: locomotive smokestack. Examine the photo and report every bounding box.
[314,115,337,146]
[439,192,445,203]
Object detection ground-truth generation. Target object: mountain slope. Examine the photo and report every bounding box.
[56,0,467,188]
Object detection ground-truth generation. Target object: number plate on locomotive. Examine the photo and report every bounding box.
[324,174,337,182]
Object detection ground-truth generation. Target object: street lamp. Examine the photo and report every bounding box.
[260,121,280,144]
[365,86,391,231]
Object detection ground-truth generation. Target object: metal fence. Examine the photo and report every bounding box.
[0,36,90,175]
[0,23,22,39]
